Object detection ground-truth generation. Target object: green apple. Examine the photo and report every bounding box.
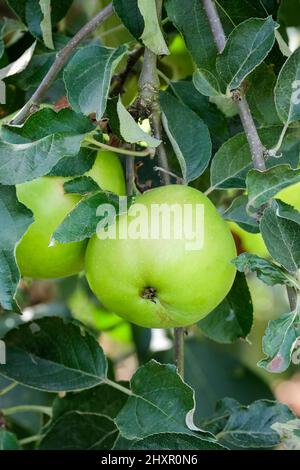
[86,185,237,328]
[229,181,300,257]
[16,150,125,279]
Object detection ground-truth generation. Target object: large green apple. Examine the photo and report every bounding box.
[86,185,237,328]
[229,181,300,257]
[16,150,125,279]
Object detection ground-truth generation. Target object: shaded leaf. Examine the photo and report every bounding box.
[130,432,224,450]
[137,0,169,55]
[258,310,300,373]
[0,430,20,450]
[272,419,300,450]
[223,195,260,233]
[160,91,211,182]
[233,253,299,288]
[39,0,54,49]
[63,176,100,196]
[0,318,108,392]
[275,47,300,124]
[113,0,144,40]
[0,185,33,311]
[117,97,160,147]
[64,44,127,120]
[217,17,278,91]
[260,200,300,272]
[198,272,253,344]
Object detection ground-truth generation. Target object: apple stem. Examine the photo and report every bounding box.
[174,328,185,378]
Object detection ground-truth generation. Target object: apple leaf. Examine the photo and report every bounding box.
[198,272,253,344]
[113,0,144,40]
[39,0,54,49]
[137,0,169,55]
[115,360,217,444]
[0,430,20,450]
[39,411,118,450]
[272,419,300,450]
[275,47,300,124]
[216,17,278,91]
[193,68,222,97]
[165,0,217,72]
[232,253,299,288]
[223,195,260,233]
[210,126,300,190]
[64,44,127,120]
[129,433,223,450]
[0,185,33,312]
[0,108,93,184]
[160,91,211,183]
[260,200,300,272]
[0,317,108,391]
[63,176,100,196]
[0,41,36,80]
[5,0,73,39]
[52,191,133,244]
[258,309,300,373]
[202,399,294,448]
[117,97,161,147]
[247,165,300,210]
[247,63,281,126]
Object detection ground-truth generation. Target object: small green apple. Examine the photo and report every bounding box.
[86,185,237,328]
[229,181,300,257]
[16,150,125,279]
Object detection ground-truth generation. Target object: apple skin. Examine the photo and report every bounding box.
[85,185,237,328]
[229,182,300,257]
[16,150,125,279]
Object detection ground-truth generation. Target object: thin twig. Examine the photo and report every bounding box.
[11,3,114,125]
[202,0,266,171]
[126,157,135,195]
[84,137,155,157]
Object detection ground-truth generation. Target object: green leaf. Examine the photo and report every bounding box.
[259,309,300,373]
[260,200,300,272]
[0,41,36,80]
[39,0,54,49]
[216,17,278,91]
[115,360,214,441]
[247,165,300,210]
[49,148,97,177]
[0,108,93,184]
[210,126,300,190]
[247,63,281,126]
[113,0,144,40]
[198,272,253,344]
[223,196,260,233]
[275,47,300,124]
[39,411,118,450]
[193,68,222,97]
[160,91,211,182]
[0,185,33,311]
[130,433,224,450]
[232,253,299,288]
[204,400,294,448]
[165,0,217,71]
[63,176,100,196]
[63,44,127,120]
[272,419,300,450]
[52,192,132,244]
[137,0,169,55]
[0,317,108,392]
[6,0,73,39]
[0,430,20,450]
[52,383,128,422]
[117,97,160,147]
[169,81,229,151]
